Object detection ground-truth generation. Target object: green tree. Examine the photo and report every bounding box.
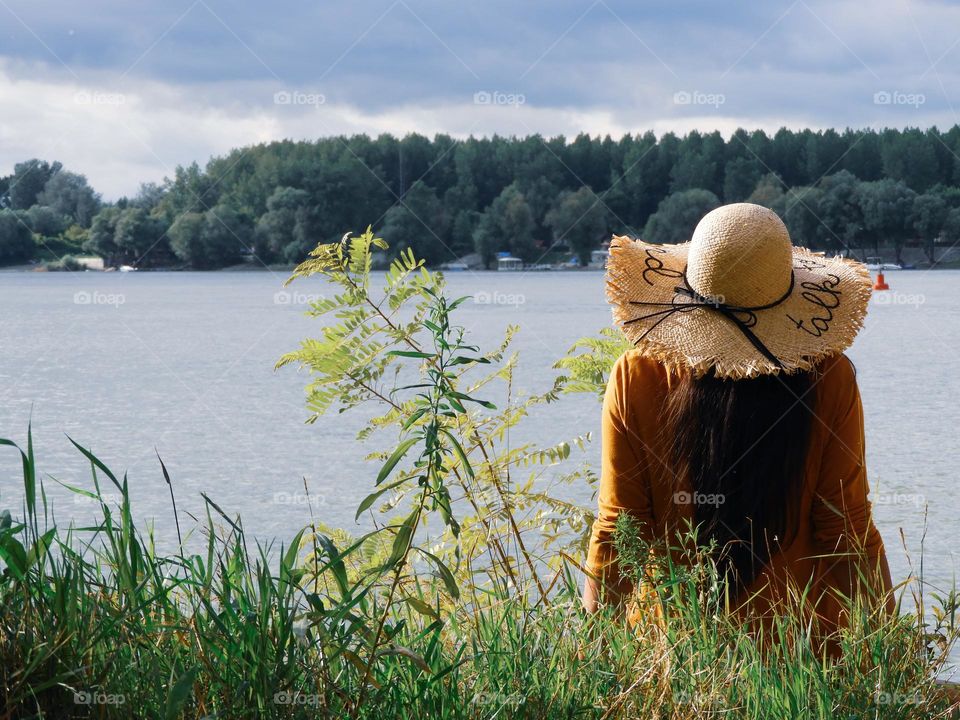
[0,210,35,265]
[199,204,251,268]
[773,186,823,248]
[723,157,762,202]
[37,171,101,227]
[24,206,69,237]
[880,129,939,192]
[254,187,311,264]
[858,178,916,260]
[167,212,206,267]
[911,192,948,262]
[114,207,163,266]
[747,173,785,208]
[642,189,720,244]
[472,183,537,265]
[816,171,864,252]
[942,207,960,254]
[544,186,609,266]
[170,205,250,269]
[84,207,122,265]
[8,159,62,210]
[380,181,451,266]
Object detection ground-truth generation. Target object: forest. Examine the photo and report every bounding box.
[3,126,960,270]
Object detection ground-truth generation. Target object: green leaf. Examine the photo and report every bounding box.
[281,528,306,579]
[415,547,460,599]
[355,478,408,521]
[316,535,351,598]
[0,536,27,578]
[387,350,435,359]
[385,509,418,569]
[376,645,432,673]
[450,391,496,410]
[164,666,198,720]
[26,528,56,568]
[377,437,419,486]
[439,428,474,480]
[66,435,123,492]
[403,595,440,621]
[402,407,428,430]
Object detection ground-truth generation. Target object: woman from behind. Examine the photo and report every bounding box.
[583,203,894,641]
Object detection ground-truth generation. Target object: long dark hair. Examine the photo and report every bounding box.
[663,367,816,594]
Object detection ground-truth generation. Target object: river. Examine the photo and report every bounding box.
[0,268,957,607]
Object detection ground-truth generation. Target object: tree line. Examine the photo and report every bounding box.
[4,126,960,270]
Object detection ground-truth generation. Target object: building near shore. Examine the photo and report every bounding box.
[496,255,522,271]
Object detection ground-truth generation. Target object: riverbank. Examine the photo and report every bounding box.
[3,232,958,718]
[2,428,957,719]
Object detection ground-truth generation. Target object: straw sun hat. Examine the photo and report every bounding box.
[606,203,872,380]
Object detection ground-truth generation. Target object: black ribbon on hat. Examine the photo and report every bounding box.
[624,267,795,369]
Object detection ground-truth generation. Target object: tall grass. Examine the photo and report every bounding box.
[1,230,957,719]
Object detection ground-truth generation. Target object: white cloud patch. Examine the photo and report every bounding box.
[3,0,960,199]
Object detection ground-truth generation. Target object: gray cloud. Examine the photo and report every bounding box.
[1,0,959,197]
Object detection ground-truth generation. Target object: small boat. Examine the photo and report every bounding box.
[865,257,902,271]
[439,261,469,271]
[118,265,138,272]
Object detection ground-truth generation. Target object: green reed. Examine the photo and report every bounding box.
[1,229,957,719]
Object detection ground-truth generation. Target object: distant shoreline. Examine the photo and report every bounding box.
[0,263,614,273]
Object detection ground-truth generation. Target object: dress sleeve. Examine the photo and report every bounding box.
[811,357,885,561]
[586,354,654,583]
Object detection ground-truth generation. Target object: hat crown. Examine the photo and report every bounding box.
[686,203,793,307]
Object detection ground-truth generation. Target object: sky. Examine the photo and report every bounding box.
[1,0,960,199]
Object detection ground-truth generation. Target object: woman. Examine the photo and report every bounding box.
[583,203,894,635]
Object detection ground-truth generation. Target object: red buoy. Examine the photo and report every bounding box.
[873,271,889,291]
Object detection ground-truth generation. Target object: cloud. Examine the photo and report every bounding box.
[1,0,959,198]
